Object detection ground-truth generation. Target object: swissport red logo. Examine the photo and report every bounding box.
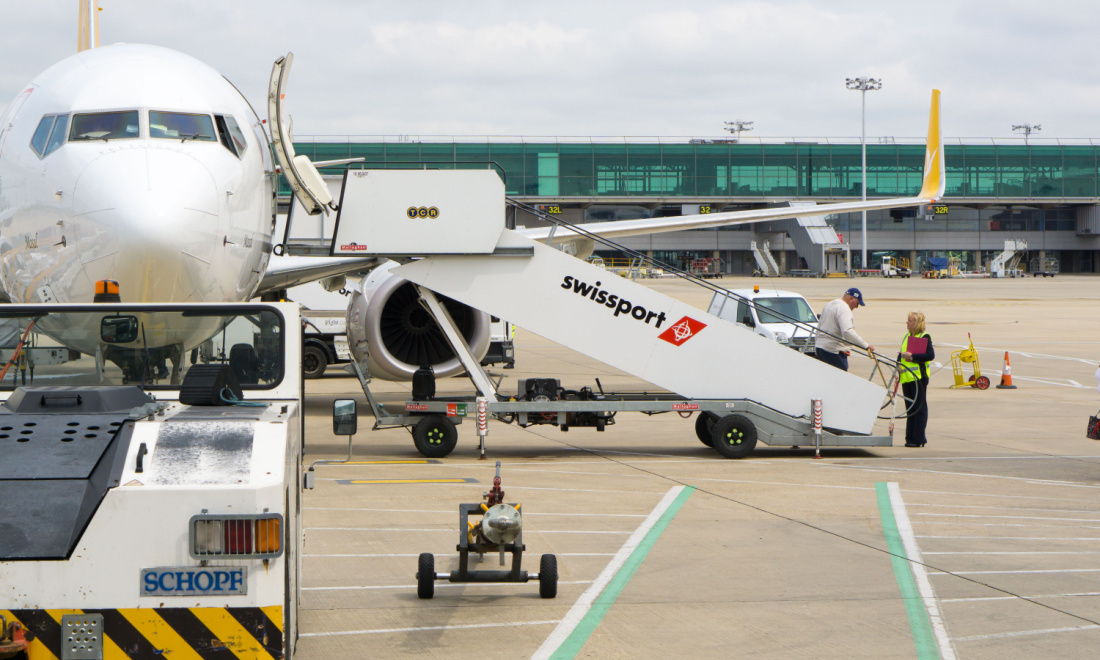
[340,243,369,251]
[658,316,707,346]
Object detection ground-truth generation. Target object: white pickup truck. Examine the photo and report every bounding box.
[707,288,819,354]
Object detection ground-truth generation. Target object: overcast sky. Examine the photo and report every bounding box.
[1,1,1097,141]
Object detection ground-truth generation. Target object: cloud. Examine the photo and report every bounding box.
[2,0,1099,140]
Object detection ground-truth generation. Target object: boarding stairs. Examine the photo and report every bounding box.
[320,170,889,436]
[750,240,781,277]
[762,202,849,276]
[989,239,1027,278]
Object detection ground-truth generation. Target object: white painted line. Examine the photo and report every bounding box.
[925,551,1100,556]
[305,527,630,534]
[315,481,668,495]
[943,591,1100,603]
[300,620,561,638]
[915,522,1100,531]
[824,464,1094,487]
[955,625,1100,642]
[906,489,1100,505]
[887,483,958,660]
[928,568,1100,576]
[1026,481,1100,489]
[302,580,593,592]
[531,486,685,660]
[304,507,647,517]
[937,345,1097,365]
[909,503,1100,515]
[916,536,1100,541]
[843,455,1100,462]
[305,553,615,558]
[915,512,1100,523]
[663,476,873,491]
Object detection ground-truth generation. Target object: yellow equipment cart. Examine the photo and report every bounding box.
[951,333,990,389]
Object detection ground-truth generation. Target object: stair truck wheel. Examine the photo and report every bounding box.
[413,415,458,458]
[712,414,758,459]
[539,554,558,598]
[417,553,435,599]
[974,375,991,390]
[302,344,328,379]
[695,412,719,447]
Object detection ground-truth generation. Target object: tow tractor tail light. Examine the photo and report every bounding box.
[190,514,283,559]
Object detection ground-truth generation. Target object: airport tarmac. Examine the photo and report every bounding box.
[295,274,1100,659]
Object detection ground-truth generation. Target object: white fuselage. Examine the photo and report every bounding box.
[0,43,275,305]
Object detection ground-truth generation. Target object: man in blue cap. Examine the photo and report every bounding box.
[815,288,875,371]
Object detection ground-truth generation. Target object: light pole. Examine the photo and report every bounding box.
[1012,123,1041,145]
[846,76,882,269]
[723,120,754,142]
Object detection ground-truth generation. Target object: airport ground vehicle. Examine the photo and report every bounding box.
[881,256,912,278]
[302,308,351,378]
[1029,256,1059,277]
[324,169,893,461]
[0,302,304,659]
[705,288,819,354]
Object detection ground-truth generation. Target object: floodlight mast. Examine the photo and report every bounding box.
[845,76,882,270]
[1012,123,1041,145]
[723,120,754,142]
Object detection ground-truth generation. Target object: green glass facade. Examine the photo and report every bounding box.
[293,141,1100,199]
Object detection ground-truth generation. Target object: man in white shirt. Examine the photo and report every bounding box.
[815,288,875,371]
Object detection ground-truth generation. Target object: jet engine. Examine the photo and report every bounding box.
[345,262,491,381]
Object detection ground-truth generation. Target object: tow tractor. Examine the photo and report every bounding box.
[0,302,304,659]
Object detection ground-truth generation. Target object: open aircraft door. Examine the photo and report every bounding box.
[268,52,333,215]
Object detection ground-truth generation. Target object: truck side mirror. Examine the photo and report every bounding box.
[333,399,357,436]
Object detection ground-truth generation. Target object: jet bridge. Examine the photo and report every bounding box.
[327,169,891,451]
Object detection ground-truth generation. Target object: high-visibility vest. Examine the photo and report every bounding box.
[899,332,928,384]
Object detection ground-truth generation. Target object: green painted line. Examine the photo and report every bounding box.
[551,486,694,660]
[877,482,939,659]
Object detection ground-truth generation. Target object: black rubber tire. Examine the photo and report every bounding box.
[417,552,435,599]
[695,412,718,447]
[539,554,558,599]
[413,415,458,458]
[974,375,991,390]
[302,344,327,379]
[712,414,758,459]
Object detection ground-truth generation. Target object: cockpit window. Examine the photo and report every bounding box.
[149,111,216,141]
[70,111,139,141]
[29,114,71,157]
[214,115,248,158]
[30,117,54,156]
[45,114,69,156]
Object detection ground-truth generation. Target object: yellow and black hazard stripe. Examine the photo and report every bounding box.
[1,606,283,659]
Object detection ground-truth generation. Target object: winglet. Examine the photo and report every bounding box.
[918,89,945,200]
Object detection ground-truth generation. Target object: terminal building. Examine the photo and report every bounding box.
[293,138,1100,275]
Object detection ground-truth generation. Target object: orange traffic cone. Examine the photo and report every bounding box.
[996,352,1017,389]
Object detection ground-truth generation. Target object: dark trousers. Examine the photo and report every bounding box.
[902,378,929,445]
[815,348,848,371]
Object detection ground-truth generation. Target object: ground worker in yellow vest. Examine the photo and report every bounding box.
[898,312,935,447]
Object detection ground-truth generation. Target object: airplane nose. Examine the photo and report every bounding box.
[73,147,221,301]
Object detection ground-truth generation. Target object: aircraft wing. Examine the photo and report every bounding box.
[256,255,378,295]
[523,89,945,246]
[255,90,942,293]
